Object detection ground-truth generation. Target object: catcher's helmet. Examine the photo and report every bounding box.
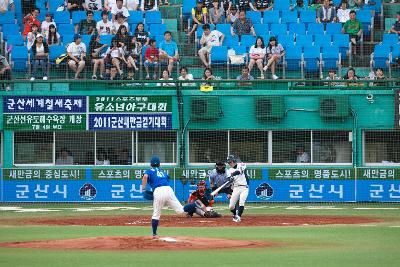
[215,161,226,174]
[197,180,206,195]
[226,155,237,164]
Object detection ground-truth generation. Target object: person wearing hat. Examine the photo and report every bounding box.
[41,13,56,39]
[30,33,49,81]
[67,34,87,79]
[75,10,96,35]
[141,156,184,237]
[97,10,113,35]
[390,12,400,35]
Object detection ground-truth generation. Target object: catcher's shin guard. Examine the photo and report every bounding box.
[195,207,205,217]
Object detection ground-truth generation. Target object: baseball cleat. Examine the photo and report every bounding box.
[232,215,241,222]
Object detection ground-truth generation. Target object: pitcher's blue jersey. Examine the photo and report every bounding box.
[144,167,170,191]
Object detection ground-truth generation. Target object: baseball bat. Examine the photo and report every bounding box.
[211,181,230,197]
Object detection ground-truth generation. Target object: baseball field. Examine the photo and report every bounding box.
[0,203,399,267]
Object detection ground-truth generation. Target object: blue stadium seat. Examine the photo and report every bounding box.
[100,35,114,46]
[254,24,269,36]
[261,34,273,44]
[392,45,400,61]
[284,45,302,71]
[382,34,399,47]
[270,24,288,35]
[149,24,167,37]
[363,0,382,14]
[333,34,350,60]
[263,11,280,25]
[58,24,75,35]
[273,0,291,11]
[62,35,74,45]
[322,46,340,71]
[0,11,15,25]
[54,11,71,25]
[216,24,232,36]
[81,34,92,46]
[49,0,66,12]
[5,34,24,46]
[246,11,262,24]
[128,11,144,24]
[2,24,20,40]
[303,46,321,74]
[145,11,162,24]
[278,34,295,49]
[307,23,324,35]
[332,0,342,7]
[289,23,306,36]
[281,10,298,24]
[49,45,68,78]
[295,35,313,50]
[299,10,316,25]
[314,34,332,48]
[72,11,87,25]
[222,35,239,48]
[210,46,228,70]
[181,0,196,20]
[325,23,342,35]
[356,10,373,37]
[371,44,391,69]
[240,35,257,50]
[11,46,28,72]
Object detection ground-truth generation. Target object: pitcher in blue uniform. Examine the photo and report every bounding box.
[141,156,184,237]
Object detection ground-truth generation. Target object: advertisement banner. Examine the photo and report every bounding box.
[3,96,86,113]
[89,96,172,113]
[88,114,172,130]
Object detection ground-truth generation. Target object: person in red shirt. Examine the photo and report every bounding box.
[23,7,41,40]
[144,39,159,79]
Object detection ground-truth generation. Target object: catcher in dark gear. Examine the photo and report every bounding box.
[183,180,222,218]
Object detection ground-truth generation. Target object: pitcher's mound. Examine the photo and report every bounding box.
[0,236,276,251]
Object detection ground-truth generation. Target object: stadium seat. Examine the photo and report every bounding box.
[370,44,391,69]
[240,35,257,50]
[145,11,162,24]
[58,24,75,35]
[284,45,302,71]
[303,46,321,75]
[356,10,373,37]
[382,34,399,47]
[273,0,291,11]
[263,10,280,25]
[307,23,324,36]
[49,0,66,12]
[261,34,273,44]
[81,34,92,46]
[321,46,341,71]
[254,24,269,36]
[246,11,262,24]
[149,24,167,37]
[295,35,313,50]
[277,34,295,49]
[210,46,228,65]
[289,23,306,36]
[314,34,332,48]
[62,35,74,45]
[270,24,288,36]
[128,11,144,24]
[5,35,24,47]
[1,24,20,40]
[363,0,382,14]
[0,11,15,25]
[49,45,68,79]
[299,10,316,25]
[325,23,342,35]
[332,34,350,61]
[72,11,87,25]
[216,24,231,36]
[100,35,114,46]
[222,35,239,48]
[10,46,28,72]
[54,11,71,25]
[281,10,298,24]
[181,0,196,20]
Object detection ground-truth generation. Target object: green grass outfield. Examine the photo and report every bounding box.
[0,203,399,267]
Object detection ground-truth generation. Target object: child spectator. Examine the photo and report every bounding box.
[97,10,113,35]
[23,8,41,41]
[75,10,96,35]
[47,25,61,46]
[30,34,49,81]
[26,24,39,51]
[89,34,108,79]
[144,39,159,79]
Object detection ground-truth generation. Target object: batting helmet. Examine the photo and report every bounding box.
[226,155,237,164]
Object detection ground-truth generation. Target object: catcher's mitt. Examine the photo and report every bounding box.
[204,210,222,218]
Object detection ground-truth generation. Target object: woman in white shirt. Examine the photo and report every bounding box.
[157,69,175,86]
[248,36,267,79]
[178,66,195,86]
[337,1,350,23]
[26,24,39,50]
[41,13,56,39]
[105,37,126,75]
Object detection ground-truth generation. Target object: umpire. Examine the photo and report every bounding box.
[209,161,232,197]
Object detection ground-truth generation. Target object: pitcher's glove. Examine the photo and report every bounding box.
[142,190,154,200]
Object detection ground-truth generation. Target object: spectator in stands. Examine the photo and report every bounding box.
[125,0,140,10]
[389,12,400,35]
[104,65,122,80]
[231,10,256,38]
[83,0,103,11]
[134,22,150,53]
[67,34,87,79]
[96,149,110,165]
[325,69,341,86]
[237,66,254,80]
[263,36,284,80]
[344,67,361,86]
[290,0,307,12]
[253,0,273,12]
[226,5,238,24]
[221,0,232,14]
[157,69,176,86]
[111,0,130,22]
[30,34,49,81]
[26,24,39,50]
[140,0,158,11]
[209,0,225,26]
[75,10,97,35]
[104,0,116,10]
[202,0,213,9]
[317,0,337,24]
[21,0,34,16]
[203,67,220,80]
[369,68,388,86]
[89,34,108,79]
[125,40,140,80]
[112,13,129,34]
[346,0,363,9]
[248,36,266,79]
[337,1,350,24]
[296,146,310,163]
[105,37,125,76]
[23,7,41,41]
[342,10,362,55]
[159,31,179,74]
[67,0,85,12]
[41,13,56,40]
[0,0,15,12]
[178,66,195,86]
[56,149,74,165]
[198,24,225,67]
[187,0,208,38]
[97,10,113,35]
[236,0,253,11]
[0,54,12,91]
[144,39,159,79]
[47,25,61,46]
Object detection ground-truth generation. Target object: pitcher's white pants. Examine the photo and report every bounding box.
[152,186,184,220]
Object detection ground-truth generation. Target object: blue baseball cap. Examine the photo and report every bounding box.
[74,34,82,41]
[150,156,160,166]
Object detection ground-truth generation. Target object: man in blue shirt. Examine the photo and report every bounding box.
[141,156,184,237]
[158,31,179,75]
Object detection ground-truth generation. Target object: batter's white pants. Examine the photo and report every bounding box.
[152,186,184,220]
[229,186,249,210]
